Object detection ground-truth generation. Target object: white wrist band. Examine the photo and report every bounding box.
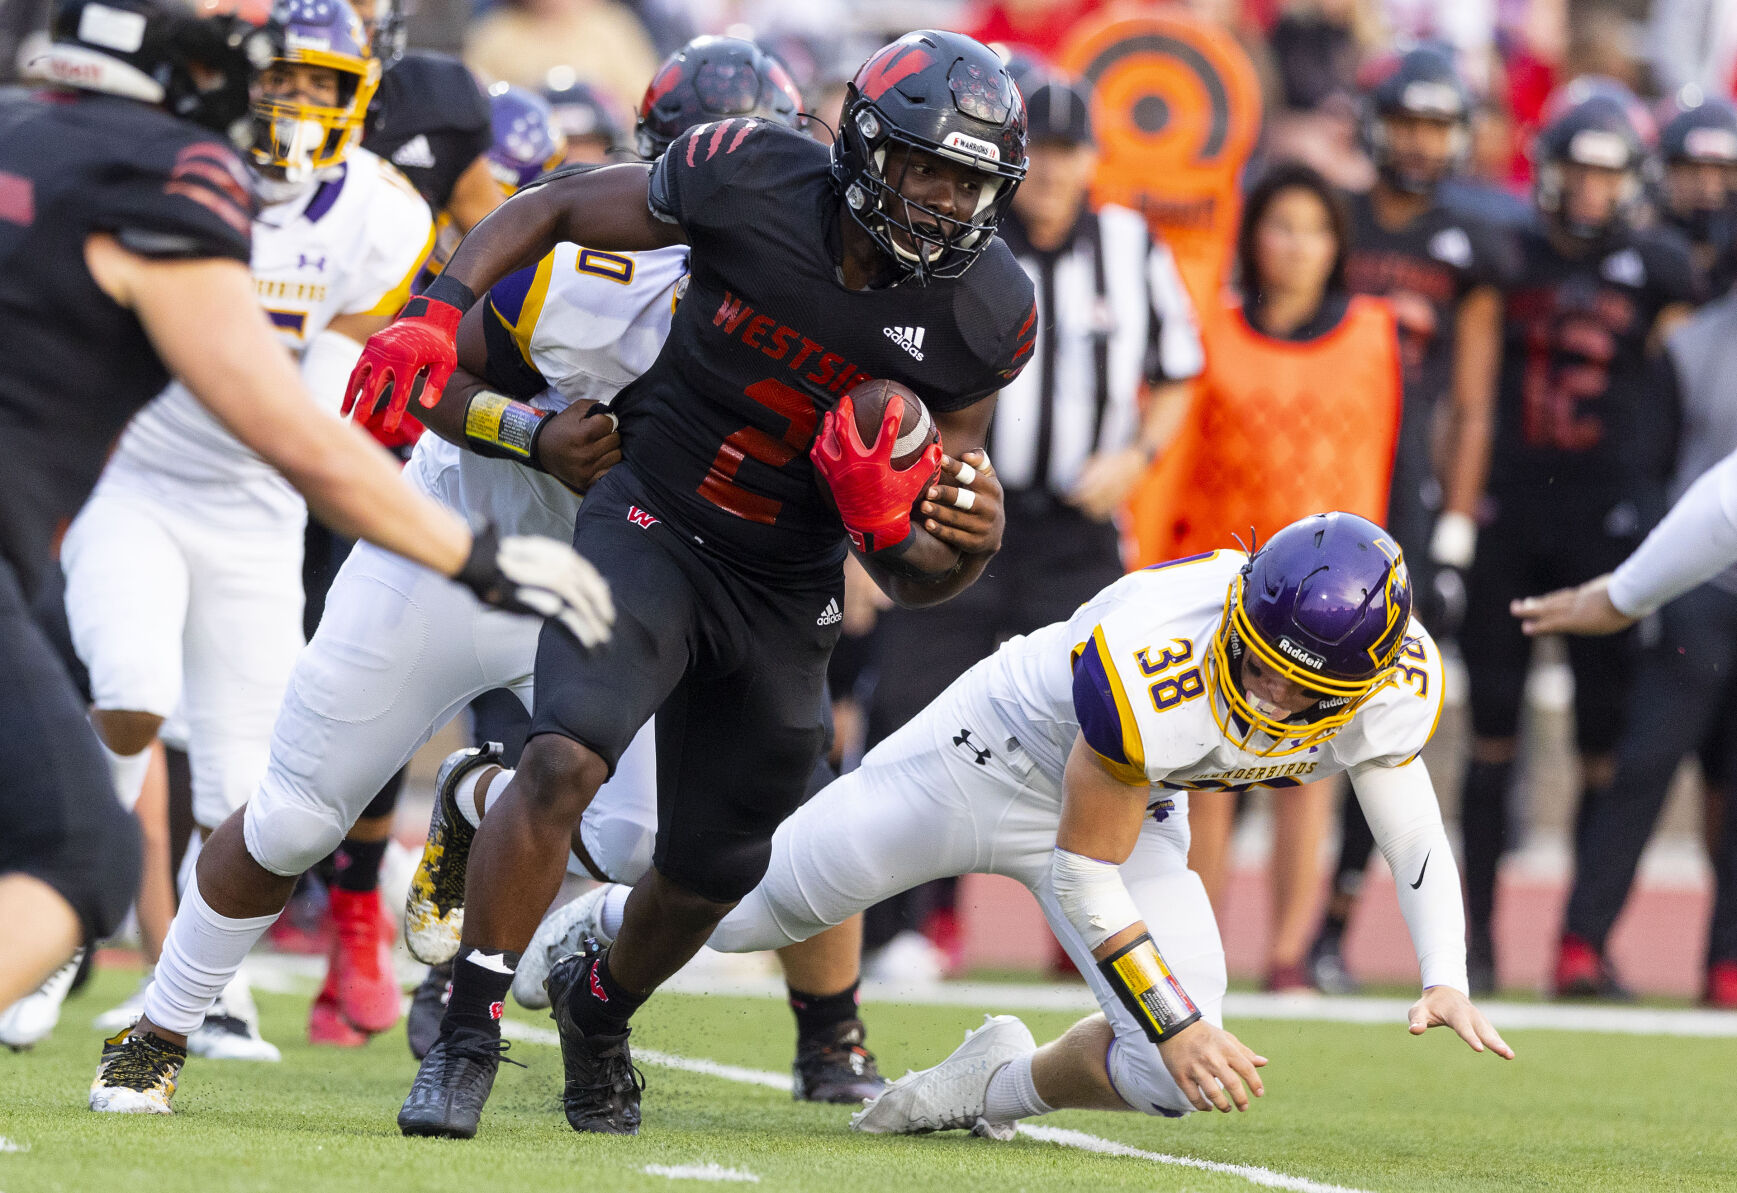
[1429,511,1477,570]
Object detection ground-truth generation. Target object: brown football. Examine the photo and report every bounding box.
[847,378,939,471]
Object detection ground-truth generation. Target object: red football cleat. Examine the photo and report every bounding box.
[309,935,367,1047]
[329,888,401,1035]
[1552,932,1631,1000]
[1705,960,1737,1009]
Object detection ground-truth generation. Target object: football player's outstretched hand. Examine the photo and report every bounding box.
[919,450,1004,555]
[1408,985,1515,1059]
[1511,574,1634,638]
[456,523,614,648]
[342,295,464,433]
[1156,1020,1267,1112]
[811,392,942,554]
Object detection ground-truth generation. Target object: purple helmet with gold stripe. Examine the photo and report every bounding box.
[1209,512,1411,756]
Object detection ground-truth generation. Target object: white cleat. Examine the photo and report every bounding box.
[91,972,153,1034]
[850,1014,1036,1140]
[0,949,83,1050]
[186,979,280,1063]
[512,884,617,1009]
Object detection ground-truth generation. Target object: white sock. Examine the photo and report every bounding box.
[982,1051,1051,1124]
[599,884,631,940]
[454,766,515,829]
[140,876,279,1037]
[101,742,153,813]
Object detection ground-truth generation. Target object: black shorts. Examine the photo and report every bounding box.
[1460,486,1644,747]
[530,466,843,903]
[0,555,140,941]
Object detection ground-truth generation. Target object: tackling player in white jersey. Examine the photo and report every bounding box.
[535,513,1512,1134]
[38,0,430,1060]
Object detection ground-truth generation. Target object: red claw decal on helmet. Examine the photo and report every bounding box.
[858,44,931,102]
[640,61,684,119]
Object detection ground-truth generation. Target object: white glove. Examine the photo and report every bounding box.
[456,524,615,648]
[1429,511,1478,570]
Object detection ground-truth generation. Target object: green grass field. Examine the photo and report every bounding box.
[3,967,1735,1193]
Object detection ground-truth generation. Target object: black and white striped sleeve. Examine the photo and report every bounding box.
[1142,233,1203,384]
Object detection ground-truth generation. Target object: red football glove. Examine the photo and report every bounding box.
[810,392,943,554]
[341,295,463,434]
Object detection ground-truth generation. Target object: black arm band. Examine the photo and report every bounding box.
[463,391,549,468]
[419,273,478,314]
[1098,932,1202,1045]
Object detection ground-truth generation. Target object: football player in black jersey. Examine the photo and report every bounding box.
[348,29,1039,1138]
[1456,80,1702,995]
[1307,44,1513,994]
[0,0,611,1066]
[1655,95,1737,297]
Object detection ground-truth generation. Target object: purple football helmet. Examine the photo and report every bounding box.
[1208,511,1412,756]
[485,82,566,193]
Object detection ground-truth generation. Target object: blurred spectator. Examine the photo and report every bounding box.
[1455,80,1700,995]
[1650,0,1737,99]
[964,0,1108,60]
[466,0,660,106]
[1268,0,1365,112]
[1148,162,1403,989]
[860,78,1204,977]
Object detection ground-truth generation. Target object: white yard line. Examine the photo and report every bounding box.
[496,1019,1372,1193]
[643,1163,760,1183]
[244,953,1737,1037]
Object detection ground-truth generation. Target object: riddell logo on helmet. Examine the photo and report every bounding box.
[1276,637,1327,671]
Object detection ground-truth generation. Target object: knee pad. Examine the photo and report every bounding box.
[1106,1031,1194,1118]
[243,776,353,878]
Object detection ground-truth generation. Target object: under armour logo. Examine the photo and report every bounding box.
[297,253,326,272]
[588,961,609,1003]
[953,728,991,765]
[627,505,659,529]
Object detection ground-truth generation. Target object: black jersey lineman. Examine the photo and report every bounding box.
[1344,190,1511,558]
[362,52,491,213]
[0,90,253,941]
[529,118,1035,901]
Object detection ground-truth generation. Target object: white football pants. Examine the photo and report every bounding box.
[709,670,1227,1118]
[241,533,655,881]
[61,485,304,829]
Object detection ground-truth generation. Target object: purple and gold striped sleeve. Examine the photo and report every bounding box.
[1071,626,1149,786]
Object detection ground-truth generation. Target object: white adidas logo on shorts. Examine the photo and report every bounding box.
[817,598,842,626]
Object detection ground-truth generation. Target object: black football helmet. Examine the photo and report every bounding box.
[29,0,278,151]
[1362,43,1471,194]
[361,0,404,65]
[833,30,1027,284]
[1533,77,1653,240]
[635,35,805,160]
[1657,93,1737,242]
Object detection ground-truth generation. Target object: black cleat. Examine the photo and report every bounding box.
[396,1027,523,1139]
[406,962,453,1061]
[793,1019,885,1104]
[546,950,642,1135]
[404,743,503,965]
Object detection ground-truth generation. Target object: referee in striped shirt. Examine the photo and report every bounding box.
[864,76,1206,756]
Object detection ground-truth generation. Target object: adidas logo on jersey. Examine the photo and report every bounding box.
[817,598,842,626]
[391,135,436,170]
[884,325,926,361]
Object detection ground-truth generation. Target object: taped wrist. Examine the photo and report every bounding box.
[464,390,548,467]
[418,273,477,314]
[1098,933,1202,1045]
